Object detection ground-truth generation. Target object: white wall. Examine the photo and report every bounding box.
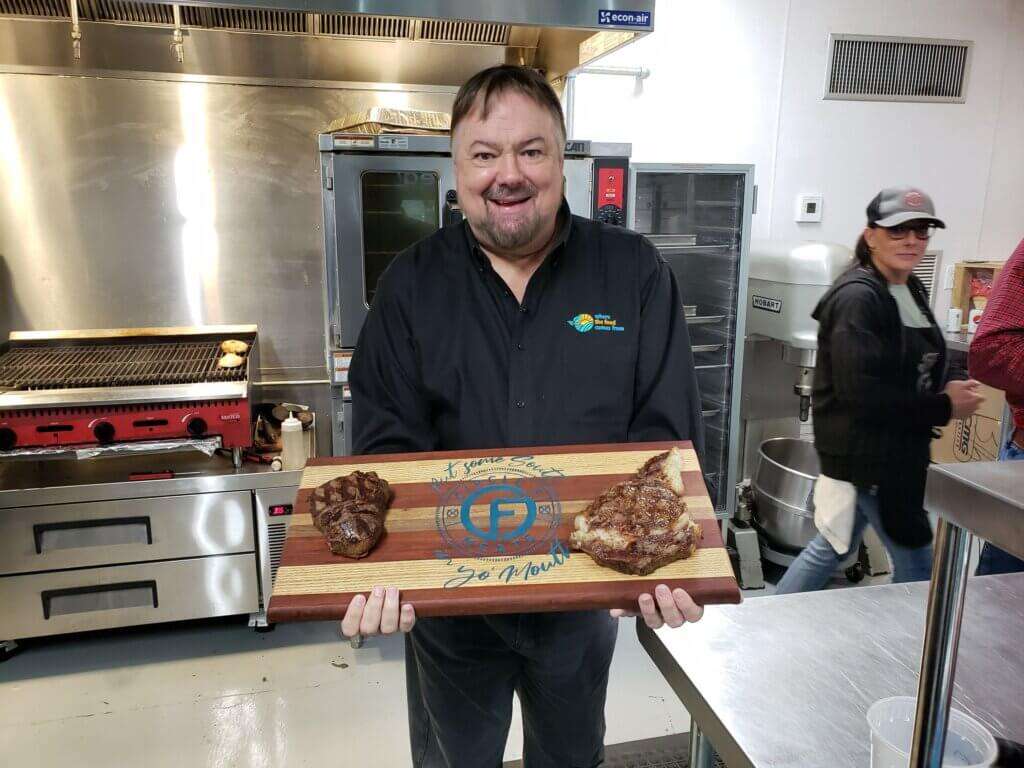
[572,0,1024,314]
[979,0,1024,259]
[571,0,789,240]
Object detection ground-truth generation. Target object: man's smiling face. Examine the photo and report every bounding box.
[452,88,564,259]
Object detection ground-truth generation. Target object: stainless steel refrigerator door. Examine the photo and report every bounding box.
[628,164,755,518]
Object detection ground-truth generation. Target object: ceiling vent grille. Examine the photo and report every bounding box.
[180,6,307,33]
[88,0,172,24]
[318,13,410,39]
[825,34,972,103]
[420,19,509,44]
[0,0,69,19]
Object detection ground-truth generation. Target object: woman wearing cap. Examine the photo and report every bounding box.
[775,187,984,593]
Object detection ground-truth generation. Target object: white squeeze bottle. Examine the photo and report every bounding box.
[280,411,306,471]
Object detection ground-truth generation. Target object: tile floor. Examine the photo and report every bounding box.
[1,541,942,768]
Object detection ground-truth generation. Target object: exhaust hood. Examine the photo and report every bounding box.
[0,0,655,86]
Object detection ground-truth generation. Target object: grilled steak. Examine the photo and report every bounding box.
[570,449,701,575]
[321,502,385,558]
[636,447,687,497]
[309,471,392,527]
[310,472,392,559]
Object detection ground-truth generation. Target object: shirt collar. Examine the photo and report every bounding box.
[464,198,573,267]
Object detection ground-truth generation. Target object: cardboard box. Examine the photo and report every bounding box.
[931,384,1006,464]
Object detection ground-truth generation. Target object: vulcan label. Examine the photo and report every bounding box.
[752,295,783,314]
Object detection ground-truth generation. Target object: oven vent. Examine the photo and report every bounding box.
[180,5,307,33]
[317,12,409,39]
[825,34,972,103]
[88,0,172,25]
[0,0,69,19]
[268,521,288,584]
[419,19,509,45]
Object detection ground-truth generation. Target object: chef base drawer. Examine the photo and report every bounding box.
[0,491,255,575]
[0,554,259,640]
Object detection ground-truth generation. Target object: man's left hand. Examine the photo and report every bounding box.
[609,584,704,629]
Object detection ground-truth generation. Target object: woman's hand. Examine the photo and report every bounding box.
[341,586,416,638]
[944,379,985,420]
[610,584,704,629]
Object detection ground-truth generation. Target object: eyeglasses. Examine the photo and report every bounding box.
[878,223,937,241]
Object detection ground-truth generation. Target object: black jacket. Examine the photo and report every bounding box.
[350,204,704,457]
[811,265,952,546]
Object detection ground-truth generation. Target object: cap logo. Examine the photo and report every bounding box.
[904,191,925,208]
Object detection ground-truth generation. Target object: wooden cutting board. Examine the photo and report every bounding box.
[268,441,740,622]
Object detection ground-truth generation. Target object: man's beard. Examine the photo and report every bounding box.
[472,182,547,256]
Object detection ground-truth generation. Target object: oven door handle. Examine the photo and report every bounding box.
[33,516,154,554]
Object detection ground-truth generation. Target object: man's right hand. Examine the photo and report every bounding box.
[944,379,985,420]
[341,585,416,638]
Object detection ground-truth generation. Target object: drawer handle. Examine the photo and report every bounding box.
[33,517,153,554]
[41,580,158,619]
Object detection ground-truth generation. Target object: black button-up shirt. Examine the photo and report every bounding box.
[350,200,704,456]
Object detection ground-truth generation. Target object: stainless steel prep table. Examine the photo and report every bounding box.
[639,573,1024,768]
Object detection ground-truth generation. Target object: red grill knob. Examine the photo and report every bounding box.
[187,417,208,437]
[93,422,116,445]
[0,428,16,451]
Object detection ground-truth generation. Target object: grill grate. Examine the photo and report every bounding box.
[0,341,246,391]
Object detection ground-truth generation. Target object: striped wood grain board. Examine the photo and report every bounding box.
[268,441,740,621]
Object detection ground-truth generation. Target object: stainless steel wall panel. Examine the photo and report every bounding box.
[0,68,455,386]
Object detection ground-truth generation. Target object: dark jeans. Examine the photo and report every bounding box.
[976,439,1024,576]
[405,610,618,768]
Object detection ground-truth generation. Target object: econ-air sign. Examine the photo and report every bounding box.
[598,9,652,27]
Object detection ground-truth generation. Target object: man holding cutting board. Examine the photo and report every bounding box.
[345,65,706,768]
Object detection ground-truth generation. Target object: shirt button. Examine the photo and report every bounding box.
[515,400,525,409]
[516,343,524,350]
[520,306,528,314]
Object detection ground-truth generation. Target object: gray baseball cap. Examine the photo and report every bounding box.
[867,187,946,228]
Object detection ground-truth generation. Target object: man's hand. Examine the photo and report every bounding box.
[609,584,704,629]
[341,585,416,638]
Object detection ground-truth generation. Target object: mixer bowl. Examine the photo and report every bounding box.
[752,438,821,551]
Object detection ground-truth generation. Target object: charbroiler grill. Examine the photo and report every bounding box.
[0,325,258,464]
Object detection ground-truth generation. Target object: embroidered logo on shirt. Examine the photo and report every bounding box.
[568,313,623,333]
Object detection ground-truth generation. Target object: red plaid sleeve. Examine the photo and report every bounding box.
[969,238,1024,427]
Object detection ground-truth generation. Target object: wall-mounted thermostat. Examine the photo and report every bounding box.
[795,194,823,223]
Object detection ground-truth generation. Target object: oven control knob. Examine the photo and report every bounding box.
[0,428,16,451]
[187,417,208,437]
[93,421,116,444]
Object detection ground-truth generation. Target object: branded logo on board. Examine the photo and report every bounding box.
[431,457,568,589]
[568,313,624,333]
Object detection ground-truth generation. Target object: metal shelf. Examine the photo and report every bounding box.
[687,314,727,325]
[692,344,724,354]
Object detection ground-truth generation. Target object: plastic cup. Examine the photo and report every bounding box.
[867,696,998,768]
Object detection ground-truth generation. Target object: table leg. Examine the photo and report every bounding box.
[689,721,717,768]
[909,518,972,767]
